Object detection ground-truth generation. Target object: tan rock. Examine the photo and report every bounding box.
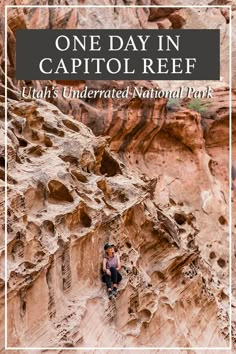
[0,1,234,350]
[169,10,186,28]
[156,17,172,29]
[148,7,177,21]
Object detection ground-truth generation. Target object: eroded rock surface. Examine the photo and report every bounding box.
[0,0,235,351]
[1,98,230,348]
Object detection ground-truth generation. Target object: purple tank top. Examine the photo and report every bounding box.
[106,255,118,269]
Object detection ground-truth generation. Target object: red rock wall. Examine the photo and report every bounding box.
[0,0,235,351]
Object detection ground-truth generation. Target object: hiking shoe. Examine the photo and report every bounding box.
[108,290,113,299]
[112,287,118,297]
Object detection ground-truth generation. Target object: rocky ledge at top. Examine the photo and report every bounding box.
[1,0,235,88]
[0,0,236,351]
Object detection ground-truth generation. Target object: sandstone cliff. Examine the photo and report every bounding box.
[0,0,235,352]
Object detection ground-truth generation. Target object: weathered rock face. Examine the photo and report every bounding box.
[0,0,235,351]
[5,99,149,347]
[1,98,229,348]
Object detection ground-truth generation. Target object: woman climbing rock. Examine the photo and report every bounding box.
[101,243,122,300]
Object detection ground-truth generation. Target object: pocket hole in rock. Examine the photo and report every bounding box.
[48,180,73,203]
[138,309,152,322]
[0,169,4,181]
[11,240,24,260]
[20,290,26,317]
[42,220,55,236]
[17,137,28,147]
[0,157,5,168]
[218,216,227,225]
[217,258,226,268]
[100,150,121,177]
[174,213,186,225]
[28,145,43,157]
[71,170,88,183]
[119,193,129,203]
[62,119,80,132]
[169,198,176,205]
[80,209,92,227]
[209,251,216,259]
[42,123,64,137]
[60,155,78,166]
[44,136,53,147]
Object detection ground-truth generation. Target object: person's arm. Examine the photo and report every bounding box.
[103,258,107,272]
[103,258,111,275]
[116,255,121,271]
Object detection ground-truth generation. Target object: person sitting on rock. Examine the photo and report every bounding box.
[101,243,122,299]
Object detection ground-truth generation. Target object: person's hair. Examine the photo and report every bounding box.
[105,247,114,255]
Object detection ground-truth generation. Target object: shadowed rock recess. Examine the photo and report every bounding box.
[0,0,236,351]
